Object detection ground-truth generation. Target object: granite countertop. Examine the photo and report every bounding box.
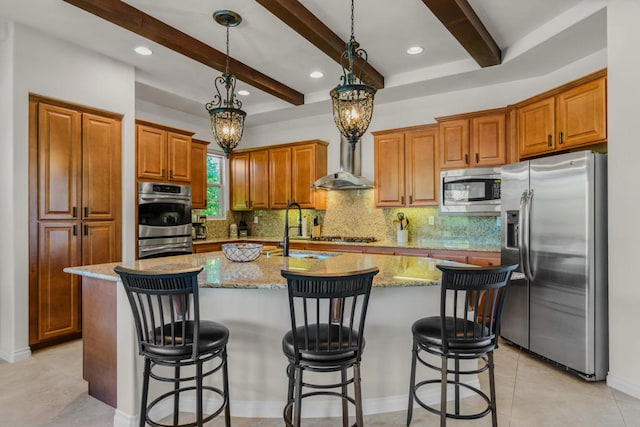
[64,250,453,289]
[192,236,500,252]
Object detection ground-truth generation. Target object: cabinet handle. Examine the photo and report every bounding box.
[409,195,413,205]
[162,169,166,177]
[464,154,469,165]
[245,200,249,208]
[72,207,77,218]
[170,170,173,179]
[84,207,88,217]
[249,200,253,208]
[84,225,88,236]
[547,135,552,147]
[401,195,405,205]
[73,225,77,236]
[559,131,564,145]
[475,153,479,164]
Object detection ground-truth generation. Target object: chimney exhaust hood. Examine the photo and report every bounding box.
[312,136,373,190]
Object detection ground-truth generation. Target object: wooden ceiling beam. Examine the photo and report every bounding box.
[421,0,501,67]
[63,0,304,105]
[256,0,384,90]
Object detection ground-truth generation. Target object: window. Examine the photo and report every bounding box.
[200,153,225,219]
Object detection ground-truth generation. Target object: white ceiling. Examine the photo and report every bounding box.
[0,0,607,126]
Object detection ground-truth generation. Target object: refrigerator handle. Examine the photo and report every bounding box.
[518,190,528,278]
[523,189,535,280]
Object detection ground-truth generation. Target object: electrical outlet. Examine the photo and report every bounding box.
[254,215,259,224]
[428,216,435,225]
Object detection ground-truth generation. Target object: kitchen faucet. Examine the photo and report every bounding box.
[280,201,302,257]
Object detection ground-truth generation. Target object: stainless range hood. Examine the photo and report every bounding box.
[312,136,373,190]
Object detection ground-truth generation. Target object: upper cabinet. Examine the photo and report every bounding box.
[191,139,210,210]
[373,125,439,207]
[517,72,607,159]
[229,140,327,211]
[437,108,508,169]
[136,120,194,183]
[229,149,269,211]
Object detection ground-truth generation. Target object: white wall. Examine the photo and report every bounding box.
[0,22,136,361]
[606,0,640,398]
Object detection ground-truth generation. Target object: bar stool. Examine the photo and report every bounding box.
[407,264,517,427]
[280,267,379,427]
[114,265,231,427]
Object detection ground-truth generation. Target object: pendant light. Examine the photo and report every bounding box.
[206,10,246,158]
[330,0,377,150]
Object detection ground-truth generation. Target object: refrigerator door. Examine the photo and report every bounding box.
[500,161,530,348]
[528,151,595,375]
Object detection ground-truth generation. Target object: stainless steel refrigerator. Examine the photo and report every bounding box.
[500,151,608,380]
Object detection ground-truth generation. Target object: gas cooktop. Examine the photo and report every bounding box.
[311,236,377,243]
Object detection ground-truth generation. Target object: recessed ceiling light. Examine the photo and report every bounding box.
[310,71,324,79]
[238,90,250,96]
[134,46,153,56]
[407,46,424,55]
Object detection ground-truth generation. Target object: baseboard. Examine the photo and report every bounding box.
[114,379,480,421]
[0,345,31,363]
[607,372,640,400]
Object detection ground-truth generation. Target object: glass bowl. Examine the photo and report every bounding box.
[221,243,263,262]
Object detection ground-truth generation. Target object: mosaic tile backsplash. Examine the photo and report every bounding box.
[199,189,501,248]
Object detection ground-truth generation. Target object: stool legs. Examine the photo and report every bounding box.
[222,350,231,427]
[341,368,349,427]
[140,358,151,427]
[488,351,497,427]
[354,363,364,427]
[174,365,181,425]
[407,340,417,426]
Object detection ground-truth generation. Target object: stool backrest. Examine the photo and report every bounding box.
[114,265,204,360]
[281,267,379,363]
[436,264,518,353]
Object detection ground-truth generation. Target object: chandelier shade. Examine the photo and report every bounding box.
[206,10,246,157]
[330,0,376,147]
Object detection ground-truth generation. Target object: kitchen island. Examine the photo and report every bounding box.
[65,250,469,424]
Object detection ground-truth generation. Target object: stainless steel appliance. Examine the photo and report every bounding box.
[138,182,192,258]
[500,151,608,380]
[440,167,501,214]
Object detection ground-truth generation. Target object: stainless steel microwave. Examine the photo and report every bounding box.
[440,167,501,214]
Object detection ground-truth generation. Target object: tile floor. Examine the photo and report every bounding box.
[1,339,639,426]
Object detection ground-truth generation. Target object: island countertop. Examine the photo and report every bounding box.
[64,250,451,288]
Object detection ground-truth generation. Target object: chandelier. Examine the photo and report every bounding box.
[206,10,246,158]
[330,0,377,149]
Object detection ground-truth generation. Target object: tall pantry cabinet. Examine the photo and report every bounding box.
[29,96,122,348]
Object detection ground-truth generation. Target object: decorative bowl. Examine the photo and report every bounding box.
[221,243,263,262]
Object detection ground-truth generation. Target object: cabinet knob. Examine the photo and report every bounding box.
[84,207,89,217]
[73,225,77,236]
[547,135,552,147]
[464,154,469,165]
[401,195,405,205]
[84,225,89,236]
[559,131,564,145]
[72,206,77,218]
[475,153,479,164]
[409,195,413,205]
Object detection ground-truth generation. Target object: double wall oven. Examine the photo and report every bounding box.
[138,182,192,259]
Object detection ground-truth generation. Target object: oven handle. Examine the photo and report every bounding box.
[139,243,191,253]
[139,195,191,202]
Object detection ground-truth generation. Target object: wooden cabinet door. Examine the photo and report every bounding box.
[136,124,167,180]
[406,127,438,206]
[250,150,270,209]
[38,103,81,220]
[430,250,468,263]
[468,253,501,267]
[471,113,506,167]
[556,77,607,149]
[518,97,555,158]
[268,147,292,209]
[82,221,119,264]
[439,119,470,169]
[82,114,121,221]
[37,222,81,342]
[292,144,318,208]
[167,132,191,182]
[374,132,405,207]
[230,152,250,210]
[191,140,209,210]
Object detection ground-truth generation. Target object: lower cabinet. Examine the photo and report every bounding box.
[193,243,223,253]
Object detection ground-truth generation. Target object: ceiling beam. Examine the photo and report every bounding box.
[63,0,304,105]
[421,0,501,67]
[256,0,384,90]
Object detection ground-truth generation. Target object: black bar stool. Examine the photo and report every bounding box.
[407,264,517,427]
[114,265,231,427]
[280,267,379,427]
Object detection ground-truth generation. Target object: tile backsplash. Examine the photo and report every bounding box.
[198,189,500,248]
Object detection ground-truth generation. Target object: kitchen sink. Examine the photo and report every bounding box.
[277,251,342,260]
